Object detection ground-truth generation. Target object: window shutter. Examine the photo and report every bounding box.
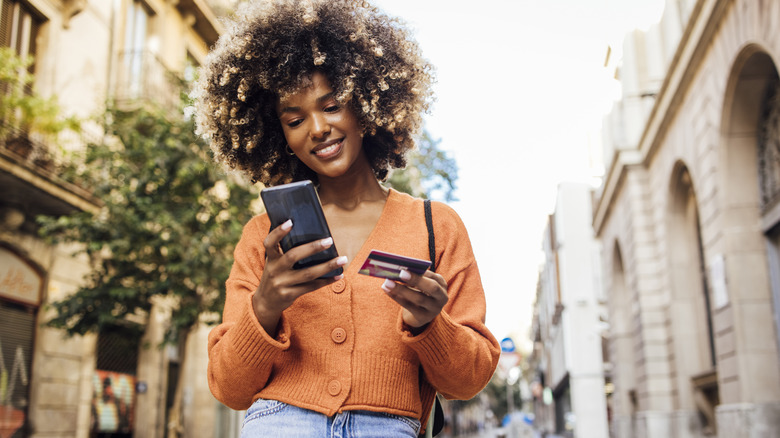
[0,0,12,48]
[0,301,35,433]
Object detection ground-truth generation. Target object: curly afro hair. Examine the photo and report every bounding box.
[192,0,435,185]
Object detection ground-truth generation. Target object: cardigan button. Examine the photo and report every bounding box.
[328,380,341,396]
[331,280,346,293]
[331,328,346,344]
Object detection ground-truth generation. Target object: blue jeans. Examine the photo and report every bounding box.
[240,398,421,437]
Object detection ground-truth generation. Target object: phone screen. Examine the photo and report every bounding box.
[260,180,342,277]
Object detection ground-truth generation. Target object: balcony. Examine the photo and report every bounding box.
[0,121,100,225]
[113,50,182,112]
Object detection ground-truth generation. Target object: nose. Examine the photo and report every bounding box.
[310,113,331,139]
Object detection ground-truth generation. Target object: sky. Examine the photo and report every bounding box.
[371,0,666,349]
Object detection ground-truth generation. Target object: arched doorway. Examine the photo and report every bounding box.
[756,61,780,362]
[608,242,637,438]
[720,47,780,406]
[666,162,717,435]
[0,243,44,438]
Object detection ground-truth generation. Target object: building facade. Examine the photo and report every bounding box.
[530,182,610,438]
[0,1,231,437]
[596,0,780,436]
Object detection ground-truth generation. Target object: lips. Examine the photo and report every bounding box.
[312,139,344,159]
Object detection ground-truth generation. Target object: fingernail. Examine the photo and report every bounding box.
[336,256,348,266]
[282,219,293,230]
[382,279,396,292]
[399,269,411,281]
[334,274,344,281]
[321,237,333,247]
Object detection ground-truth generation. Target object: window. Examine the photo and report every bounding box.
[758,78,780,212]
[123,0,152,97]
[124,0,150,54]
[0,0,42,63]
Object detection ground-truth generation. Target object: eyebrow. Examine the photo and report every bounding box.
[279,92,336,114]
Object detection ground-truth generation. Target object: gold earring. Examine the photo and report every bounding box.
[285,145,296,156]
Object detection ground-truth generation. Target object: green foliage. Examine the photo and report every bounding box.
[385,130,458,202]
[37,101,258,343]
[0,48,79,137]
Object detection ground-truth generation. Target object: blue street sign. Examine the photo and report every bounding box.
[500,337,515,353]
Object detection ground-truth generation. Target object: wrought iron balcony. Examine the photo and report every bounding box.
[0,119,99,219]
[0,120,57,169]
[113,50,183,112]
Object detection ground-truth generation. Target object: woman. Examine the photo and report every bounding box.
[193,1,500,436]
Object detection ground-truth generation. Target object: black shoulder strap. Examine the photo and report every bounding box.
[424,199,435,272]
[421,199,444,437]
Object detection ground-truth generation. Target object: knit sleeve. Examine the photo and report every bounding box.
[206,215,292,410]
[399,202,500,400]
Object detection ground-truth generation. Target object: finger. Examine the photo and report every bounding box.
[256,254,347,310]
[381,279,432,308]
[423,271,448,290]
[289,255,349,285]
[280,277,336,303]
[382,282,434,329]
[280,236,339,268]
[264,219,293,257]
[397,270,447,300]
[384,288,427,313]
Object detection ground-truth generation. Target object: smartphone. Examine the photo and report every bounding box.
[358,250,431,281]
[260,180,343,278]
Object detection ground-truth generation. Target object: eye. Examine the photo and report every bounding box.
[324,103,340,113]
[287,119,303,128]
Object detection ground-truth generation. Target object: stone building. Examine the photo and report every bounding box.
[596,0,780,436]
[530,182,610,438]
[0,1,234,436]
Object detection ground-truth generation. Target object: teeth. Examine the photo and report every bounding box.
[315,142,340,156]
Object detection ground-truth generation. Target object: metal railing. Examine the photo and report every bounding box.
[0,119,58,168]
[0,118,101,193]
[113,50,184,112]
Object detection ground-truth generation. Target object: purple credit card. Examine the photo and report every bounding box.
[358,250,431,281]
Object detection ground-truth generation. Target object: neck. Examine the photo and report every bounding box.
[317,164,388,210]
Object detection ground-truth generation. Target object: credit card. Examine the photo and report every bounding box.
[358,250,431,280]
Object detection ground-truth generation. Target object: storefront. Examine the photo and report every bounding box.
[0,244,43,438]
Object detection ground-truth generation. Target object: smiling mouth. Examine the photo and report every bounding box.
[312,140,343,158]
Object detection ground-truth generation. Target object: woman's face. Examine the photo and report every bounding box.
[277,72,365,180]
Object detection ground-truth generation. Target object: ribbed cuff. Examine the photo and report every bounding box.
[231,297,291,368]
[398,311,458,366]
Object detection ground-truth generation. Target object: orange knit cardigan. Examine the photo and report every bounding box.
[207,189,500,426]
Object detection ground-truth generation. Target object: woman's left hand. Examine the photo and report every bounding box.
[381,270,449,330]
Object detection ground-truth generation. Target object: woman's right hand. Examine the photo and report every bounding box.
[252,219,348,335]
